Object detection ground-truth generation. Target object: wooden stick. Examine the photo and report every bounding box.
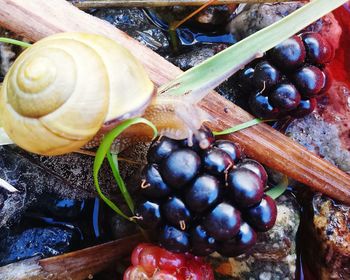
[0,234,144,280]
[73,0,295,9]
[0,0,349,204]
[0,178,18,193]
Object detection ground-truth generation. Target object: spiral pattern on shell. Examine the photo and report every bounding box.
[0,33,154,155]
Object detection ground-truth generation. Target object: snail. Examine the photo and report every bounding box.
[0,33,207,155]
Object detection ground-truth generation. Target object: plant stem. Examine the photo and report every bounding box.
[213,119,274,136]
[73,0,294,9]
[0,37,31,48]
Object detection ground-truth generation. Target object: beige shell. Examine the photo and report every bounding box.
[0,33,154,155]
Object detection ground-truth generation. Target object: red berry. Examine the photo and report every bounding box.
[138,246,161,275]
[153,270,179,280]
[181,257,215,280]
[158,248,186,272]
[125,244,214,279]
[131,243,152,266]
[123,265,149,280]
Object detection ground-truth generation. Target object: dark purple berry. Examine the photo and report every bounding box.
[253,61,281,90]
[245,195,277,232]
[183,126,215,151]
[161,149,201,189]
[236,66,256,92]
[162,197,191,230]
[213,140,242,163]
[203,202,241,241]
[140,164,171,198]
[319,68,333,94]
[202,147,233,176]
[185,174,221,213]
[237,159,268,187]
[227,168,264,208]
[270,83,301,111]
[301,32,334,65]
[159,225,190,253]
[147,136,179,164]
[135,201,162,229]
[217,222,257,257]
[190,225,217,256]
[269,35,306,70]
[249,93,280,119]
[293,66,326,97]
[290,98,317,118]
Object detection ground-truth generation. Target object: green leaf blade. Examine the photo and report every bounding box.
[0,37,31,48]
[107,152,135,214]
[213,118,273,136]
[266,175,289,200]
[93,117,157,220]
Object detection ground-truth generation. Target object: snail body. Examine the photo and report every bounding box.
[0,33,154,155]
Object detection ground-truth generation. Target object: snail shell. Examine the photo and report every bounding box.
[0,33,154,155]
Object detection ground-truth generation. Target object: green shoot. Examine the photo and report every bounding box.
[0,37,31,48]
[213,119,274,136]
[266,175,289,199]
[93,117,157,220]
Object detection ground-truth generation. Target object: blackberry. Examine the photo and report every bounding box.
[185,174,221,213]
[162,196,192,230]
[135,127,278,257]
[160,148,201,189]
[234,31,334,119]
[227,168,264,208]
[135,200,162,229]
[217,222,257,257]
[140,164,171,198]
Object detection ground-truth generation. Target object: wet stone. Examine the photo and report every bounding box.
[154,6,231,28]
[93,8,169,52]
[170,46,217,71]
[27,196,85,221]
[227,3,303,40]
[0,226,79,266]
[302,195,350,279]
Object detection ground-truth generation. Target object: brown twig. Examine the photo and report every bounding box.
[171,0,221,30]
[73,0,298,9]
[74,149,143,164]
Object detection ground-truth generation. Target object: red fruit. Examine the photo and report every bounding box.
[139,246,161,275]
[153,270,180,280]
[180,256,215,280]
[131,243,152,266]
[123,265,149,280]
[158,249,186,272]
[125,244,214,280]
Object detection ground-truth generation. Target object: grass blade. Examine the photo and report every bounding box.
[107,152,135,214]
[213,119,273,136]
[0,37,31,48]
[93,117,157,219]
[266,175,289,199]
